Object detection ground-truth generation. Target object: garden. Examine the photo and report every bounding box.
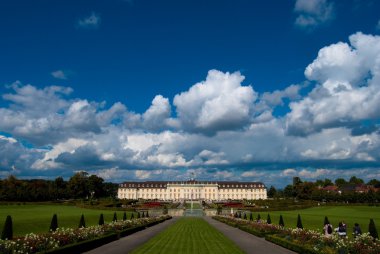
[213,213,380,254]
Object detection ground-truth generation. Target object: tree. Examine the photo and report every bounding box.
[123,212,127,221]
[130,213,135,220]
[243,213,247,220]
[369,219,378,239]
[113,212,117,222]
[79,214,86,228]
[99,214,104,225]
[367,179,380,187]
[324,216,330,225]
[49,214,58,232]
[137,212,141,219]
[283,185,295,198]
[217,205,222,215]
[279,215,284,227]
[249,213,253,221]
[257,213,261,221]
[142,211,145,218]
[349,176,364,185]
[146,211,149,218]
[163,206,168,215]
[335,178,347,187]
[267,214,271,224]
[267,186,277,198]
[68,172,89,199]
[297,214,303,229]
[1,215,13,240]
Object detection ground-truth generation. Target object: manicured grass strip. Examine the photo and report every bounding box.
[131,218,244,254]
[0,205,136,236]
[258,206,380,236]
[184,202,202,209]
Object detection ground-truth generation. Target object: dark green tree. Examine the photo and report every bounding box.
[98,214,104,225]
[238,212,241,218]
[123,212,127,221]
[130,213,135,219]
[349,176,364,185]
[49,214,58,232]
[243,213,247,220]
[324,216,330,225]
[369,219,379,239]
[267,214,271,224]
[234,212,238,218]
[217,205,222,215]
[267,186,277,198]
[257,213,261,221]
[163,206,168,215]
[249,213,253,221]
[297,214,303,229]
[113,212,117,222]
[79,214,86,228]
[146,211,149,218]
[1,215,13,240]
[142,211,145,218]
[137,212,141,219]
[279,215,284,227]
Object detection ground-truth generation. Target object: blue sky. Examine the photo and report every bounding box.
[1,0,380,187]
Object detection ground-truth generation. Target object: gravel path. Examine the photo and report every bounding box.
[84,217,179,254]
[203,217,297,254]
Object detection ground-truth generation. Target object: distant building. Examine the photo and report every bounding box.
[117,180,267,201]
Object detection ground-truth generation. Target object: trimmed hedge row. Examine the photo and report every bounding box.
[265,234,320,254]
[212,216,265,237]
[44,216,172,254]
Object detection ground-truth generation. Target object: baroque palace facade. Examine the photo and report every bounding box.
[117,180,267,201]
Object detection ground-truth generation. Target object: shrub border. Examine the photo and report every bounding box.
[265,234,320,254]
[44,217,171,254]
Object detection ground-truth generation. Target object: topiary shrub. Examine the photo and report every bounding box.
[49,214,58,232]
[142,211,145,218]
[79,214,86,228]
[98,214,104,225]
[123,212,127,221]
[163,206,168,215]
[137,212,141,219]
[297,214,303,229]
[249,213,253,221]
[257,213,261,221]
[130,213,135,220]
[146,211,149,218]
[234,212,238,218]
[279,215,284,227]
[113,212,117,222]
[324,216,330,225]
[369,218,379,239]
[267,214,271,224]
[243,213,247,220]
[1,215,13,240]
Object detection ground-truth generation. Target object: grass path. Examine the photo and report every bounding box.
[131,217,244,254]
[0,204,135,236]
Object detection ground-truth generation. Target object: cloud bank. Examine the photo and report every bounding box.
[1,32,380,187]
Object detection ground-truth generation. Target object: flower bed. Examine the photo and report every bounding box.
[213,215,380,254]
[0,215,171,254]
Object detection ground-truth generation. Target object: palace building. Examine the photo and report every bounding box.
[117,180,267,201]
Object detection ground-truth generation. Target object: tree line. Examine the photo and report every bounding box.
[0,171,118,201]
[268,176,380,203]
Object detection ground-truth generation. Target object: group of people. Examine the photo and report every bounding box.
[323,221,362,238]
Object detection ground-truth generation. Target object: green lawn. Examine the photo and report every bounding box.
[245,206,380,236]
[0,204,136,236]
[131,218,244,254]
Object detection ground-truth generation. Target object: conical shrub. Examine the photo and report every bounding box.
[369,219,379,239]
[234,212,238,218]
[267,214,271,224]
[297,214,303,229]
[279,215,284,227]
[137,212,141,219]
[146,211,149,218]
[257,213,261,221]
[324,216,330,225]
[243,213,247,220]
[131,213,135,219]
[1,215,13,240]
[98,214,104,225]
[78,214,86,228]
[249,213,253,221]
[113,212,117,222]
[123,212,127,221]
[49,214,58,232]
